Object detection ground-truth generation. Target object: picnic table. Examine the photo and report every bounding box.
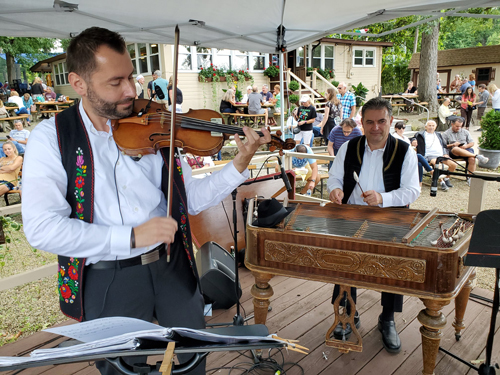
[34,100,75,120]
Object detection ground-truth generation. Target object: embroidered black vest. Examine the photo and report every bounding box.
[55,105,199,321]
[342,135,409,204]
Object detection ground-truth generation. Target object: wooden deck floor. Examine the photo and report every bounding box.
[1,267,499,374]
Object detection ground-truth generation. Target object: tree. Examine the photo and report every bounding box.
[419,22,440,113]
[0,37,56,84]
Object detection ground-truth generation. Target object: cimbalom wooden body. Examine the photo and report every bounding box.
[245,200,476,375]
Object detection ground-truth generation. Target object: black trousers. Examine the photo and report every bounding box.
[83,247,205,375]
[332,285,403,315]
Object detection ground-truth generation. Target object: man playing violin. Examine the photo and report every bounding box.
[22,27,271,375]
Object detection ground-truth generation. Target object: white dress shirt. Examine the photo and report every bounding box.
[327,136,420,208]
[22,101,249,264]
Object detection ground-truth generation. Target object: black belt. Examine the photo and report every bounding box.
[87,244,166,270]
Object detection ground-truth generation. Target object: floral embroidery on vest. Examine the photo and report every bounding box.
[74,147,87,220]
[176,157,184,182]
[58,257,80,304]
[179,202,191,261]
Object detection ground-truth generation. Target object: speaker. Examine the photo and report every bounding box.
[199,241,242,310]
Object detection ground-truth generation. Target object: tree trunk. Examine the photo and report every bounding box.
[419,23,440,113]
[6,52,15,86]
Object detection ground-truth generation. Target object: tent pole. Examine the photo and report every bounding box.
[279,52,285,139]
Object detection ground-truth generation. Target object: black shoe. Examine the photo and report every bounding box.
[378,315,401,353]
[333,312,360,340]
[445,179,453,188]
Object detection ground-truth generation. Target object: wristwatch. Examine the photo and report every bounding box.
[310,179,316,182]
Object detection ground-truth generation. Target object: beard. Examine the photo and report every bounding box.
[86,84,134,120]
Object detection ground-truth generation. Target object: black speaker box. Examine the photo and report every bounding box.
[199,241,242,310]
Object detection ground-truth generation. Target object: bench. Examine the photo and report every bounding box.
[0,115,29,130]
[234,113,267,127]
[4,189,21,206]
[39,110,63,117]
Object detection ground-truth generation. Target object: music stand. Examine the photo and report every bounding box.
[0,325,284,375]
[439,210,500,374]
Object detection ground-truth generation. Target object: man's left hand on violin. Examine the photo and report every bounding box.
[232,126,272,173]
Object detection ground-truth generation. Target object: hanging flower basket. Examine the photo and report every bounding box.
[198,76,212,82]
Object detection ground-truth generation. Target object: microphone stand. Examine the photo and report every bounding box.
[208,162,293,328]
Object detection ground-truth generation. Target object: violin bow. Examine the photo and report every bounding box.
[166,25,180,262]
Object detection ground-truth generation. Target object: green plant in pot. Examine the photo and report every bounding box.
[263,64,279,79]
[352,82,368,107]
[478,110,500,169]
[289,94,299,105]
[288,80,299,92]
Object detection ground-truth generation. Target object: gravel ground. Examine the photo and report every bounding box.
[0,110,498,345]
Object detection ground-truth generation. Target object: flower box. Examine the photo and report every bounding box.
[198,76,212,82]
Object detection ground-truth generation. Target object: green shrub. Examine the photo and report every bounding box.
[288,80,299,91]
[331,80,339,88]
[352,82,369,107]
[479,110,500,150]
[289,94,300,105]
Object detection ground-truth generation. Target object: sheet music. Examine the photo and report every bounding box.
[44,317,163,342]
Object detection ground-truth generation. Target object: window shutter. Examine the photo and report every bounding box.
[492,68,496,80]
[472,69,476,74]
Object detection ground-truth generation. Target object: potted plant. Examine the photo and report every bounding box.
[288,80,299,92]
[478,110,500,169]
[263,64,280,79]
[198,66,213,82]
[352,82,368,107]
[289,94,299,105]
[237,69,253,81]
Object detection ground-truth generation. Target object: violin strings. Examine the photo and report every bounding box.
[138,111,265,134]
[136,113,266,136]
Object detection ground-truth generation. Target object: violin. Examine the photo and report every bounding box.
[111,99,296,157]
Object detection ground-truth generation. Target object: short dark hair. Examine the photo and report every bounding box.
[394,121,405,130]
[67,27,127,80]
[479,83,487,89]
[452,117,465,125]
[361,97,393,118]
[340,118,357,128]
[296,144,307,153]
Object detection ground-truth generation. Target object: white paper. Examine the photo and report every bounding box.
[44,317,161,342]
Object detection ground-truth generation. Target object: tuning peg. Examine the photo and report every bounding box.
[269,146,276,152]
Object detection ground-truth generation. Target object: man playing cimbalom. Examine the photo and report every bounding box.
[327,97,420,353]
[22,27,271,375]
[337,82,356,119]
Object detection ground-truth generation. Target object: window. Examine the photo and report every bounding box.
[127,43,161,75]
[324,46,334,70]
[304,45,335,69]
[178,47,267,72]
[54,62,68,86]
[353,48,376,67]
[297,47,304,67]
[311,46,321,68]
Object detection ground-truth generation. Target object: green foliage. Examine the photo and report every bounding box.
[381,55,411,94]
[235,88,243,102]
[331,80,339,87]
[351,82,369,107]
[289,94,300,105]
[479,110,500,150]
[0,216,23,269]
[288,80,299,91]
[263,64,279,78]
[316,68,335,80]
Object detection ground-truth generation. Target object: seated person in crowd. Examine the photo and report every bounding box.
[241,85,253,104]
[438,98,459,130]
[442,117,489,175]
[248,85,268,125]
[0,100,7,119]
[437,79,445,94]
[22,93,34,115]
[1,120,30,156]
[271,84,281,112]
[460,78,471,94]
[260,84,273,102]
[392,121,433,186]
[219,89,241,114]
[284,144,318,195]
[450,75,461,92]
[44,87,57,101]
[327,118,362,157]
[8,91,29,118]
[404,81,417,95]
[412,120,454,191]
[0,141,23,198]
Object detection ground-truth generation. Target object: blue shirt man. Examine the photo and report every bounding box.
[151,71,169,102]
[337,82,356,119]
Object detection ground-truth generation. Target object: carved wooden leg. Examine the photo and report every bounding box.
[453,268,476,341]
[250,272,274,326]
[418,299,450,375]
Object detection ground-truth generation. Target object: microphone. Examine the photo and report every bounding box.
[430,157,444,197]
[276,156,293,194]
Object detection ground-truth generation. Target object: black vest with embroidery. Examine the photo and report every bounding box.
[342,135,409,205]
[55,105,199,321]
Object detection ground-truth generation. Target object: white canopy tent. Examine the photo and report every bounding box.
[1,0,499,131]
